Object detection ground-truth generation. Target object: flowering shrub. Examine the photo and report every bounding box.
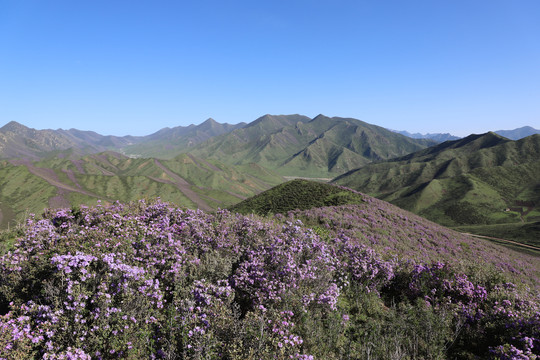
[0,199,538,359]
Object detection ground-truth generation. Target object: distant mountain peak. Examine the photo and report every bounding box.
[312,114,328,121]
[202,118,217,124]
[1,120,29,133]
[391,129,460,142]
[198,118,220,130]
[495,126,540,140]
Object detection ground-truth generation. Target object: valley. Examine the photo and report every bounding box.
[0,115,538,247]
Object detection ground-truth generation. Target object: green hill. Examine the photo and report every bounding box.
[0,152,284,227]
[229,179,365,215]
[333,133,540,242]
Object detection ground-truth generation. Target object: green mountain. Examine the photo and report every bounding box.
[0,119,244,160]
[229,179,365,215]
[0,152,283,227]
[120,118,246,158]
[333,133,540,232]
[191,114,436,177]
[0,121,140,160]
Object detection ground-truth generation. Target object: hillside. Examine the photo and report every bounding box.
[0,121,138,160]
[191,114,436,177]
[229,179,365,215]
[0,152,283,227]
[1,196,538,359]
[333,133,540,236]
[230,179,540,259]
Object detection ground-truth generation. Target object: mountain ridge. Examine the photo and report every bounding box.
[495,125,540,140]
[333,133,540,230]
[190,114,436,177]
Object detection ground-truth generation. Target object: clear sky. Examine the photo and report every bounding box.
[1,0,539,137]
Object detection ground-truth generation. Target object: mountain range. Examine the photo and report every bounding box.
[190,114,436,177]
[333,132,540,244]
[392,130,460,142]
[0,120,137,160]
[1,115,437,178]
[1,116,538,242]
[393,126,540,142]
[494,125,540,140]
[0,118,244,160]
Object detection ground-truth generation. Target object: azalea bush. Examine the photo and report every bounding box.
[0,199,538,359]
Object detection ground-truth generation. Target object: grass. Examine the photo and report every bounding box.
[453,222,540,249]
[0,153,286,228]
[229,179,365,216]
[334,136,540,246]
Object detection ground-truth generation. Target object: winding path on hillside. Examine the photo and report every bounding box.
[153,160,212,211]
[461,232,540,252]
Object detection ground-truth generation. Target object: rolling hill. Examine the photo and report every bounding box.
[191,114,436,177]
[229,179,365,215]
[333,133,540,242]
[0,152,283,227]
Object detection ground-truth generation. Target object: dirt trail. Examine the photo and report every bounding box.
[461,233,540,252]
[153,160,212,211]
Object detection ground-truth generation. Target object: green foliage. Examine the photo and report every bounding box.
[444,202,488,225]
[0,223,25,256]
[335,134,540,243]
[229,180,365,215]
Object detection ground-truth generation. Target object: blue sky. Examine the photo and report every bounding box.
[1,0,539,136]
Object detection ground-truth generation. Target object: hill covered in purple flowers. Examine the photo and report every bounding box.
[0,195,538,359]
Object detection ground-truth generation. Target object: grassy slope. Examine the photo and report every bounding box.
[333,134,540,239]
[229,180,539,286]
[229,179,365,215]
[0,162,57,226]
[0,153,284,227]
